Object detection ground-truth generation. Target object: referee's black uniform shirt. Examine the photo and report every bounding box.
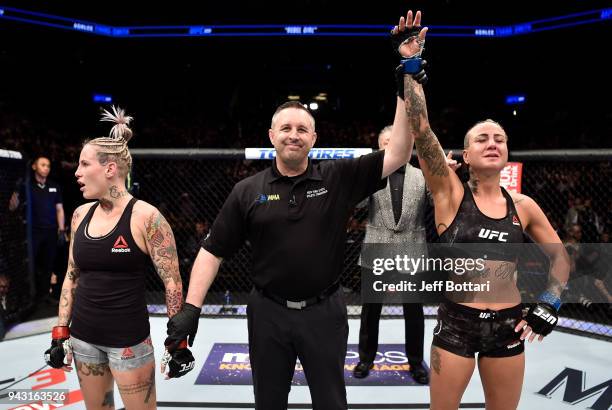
[25,178,63,229]
[202,150,386,410]
[203,149,385,300]
[22,178,63,299]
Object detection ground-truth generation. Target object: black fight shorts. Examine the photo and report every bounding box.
[432,302,525,358]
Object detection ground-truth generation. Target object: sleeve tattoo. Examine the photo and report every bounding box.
[145,211,183,317]
[404,75,449,177]
[58,212,80,326]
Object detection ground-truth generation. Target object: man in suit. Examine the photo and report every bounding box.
[354,125,442,384]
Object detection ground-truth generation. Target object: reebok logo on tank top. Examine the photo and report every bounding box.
[112,235,131,253]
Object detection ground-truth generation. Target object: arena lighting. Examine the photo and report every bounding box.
[505,95,526,105]
[93,94,113,103]
[287,95,300,101]
[309,102,319,111]
[0,6,610,38]
[314,93,328,102]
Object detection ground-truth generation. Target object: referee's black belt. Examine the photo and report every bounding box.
[256,282,340,310]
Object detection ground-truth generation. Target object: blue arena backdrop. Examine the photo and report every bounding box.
[0,6,610,38]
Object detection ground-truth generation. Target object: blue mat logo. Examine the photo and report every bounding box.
[195,343,428,386]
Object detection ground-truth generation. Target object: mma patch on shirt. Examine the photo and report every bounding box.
[306,187,328,198]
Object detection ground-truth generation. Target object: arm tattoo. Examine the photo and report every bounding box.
[58,263,78,326]
[404,75,429,133]
[430,346,442,375]
[60,289,71,308]
[145,211,181,287]
[415,129,450,177]
[166,288,183,317]
[404,75,449,178]
[58,287,73,325]
[70,209,80,231]
[67,261,80,281]
[58,312,70,326]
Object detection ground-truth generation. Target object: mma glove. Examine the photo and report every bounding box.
[391,25,422,60]
[162,339,196,378]
[44,326,71,368]
[525,303,558,336]
[391,24,428,95]
[165,303,201,350]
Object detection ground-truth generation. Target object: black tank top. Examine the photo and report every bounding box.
[437,183,524,261]
[71,198,150,347]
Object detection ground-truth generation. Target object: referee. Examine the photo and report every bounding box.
[166,94,421,408]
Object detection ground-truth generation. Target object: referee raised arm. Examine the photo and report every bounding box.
[166,96,418,409]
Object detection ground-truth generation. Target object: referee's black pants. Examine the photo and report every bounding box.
[247,288,348,410]
[358,302,425,365]
[31,227,58,300]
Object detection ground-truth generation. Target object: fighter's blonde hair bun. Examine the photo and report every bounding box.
[84,106,135,178]
[100,105,134,142]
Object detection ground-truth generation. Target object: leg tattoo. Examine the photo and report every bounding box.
[117,369,155,404]
[102,390,114,408]
[77,361,108,377]
[431,346,442,375]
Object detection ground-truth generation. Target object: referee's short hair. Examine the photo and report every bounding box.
[271,101,316,131]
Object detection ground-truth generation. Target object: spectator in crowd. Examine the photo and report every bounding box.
[0,273,20,341]
[181,220,210,272]
[9,156,67,304]
[564,223,582,269]
[579,198,603,243]
[564,197,584,234]
[346,216,365,245]
[592,232,612,309]
[563,224,609,311]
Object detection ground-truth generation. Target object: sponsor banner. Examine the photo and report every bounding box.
[0,149,22,160]
[245,148,372,160]
[195,343,426,386]
[500,162,522,193]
